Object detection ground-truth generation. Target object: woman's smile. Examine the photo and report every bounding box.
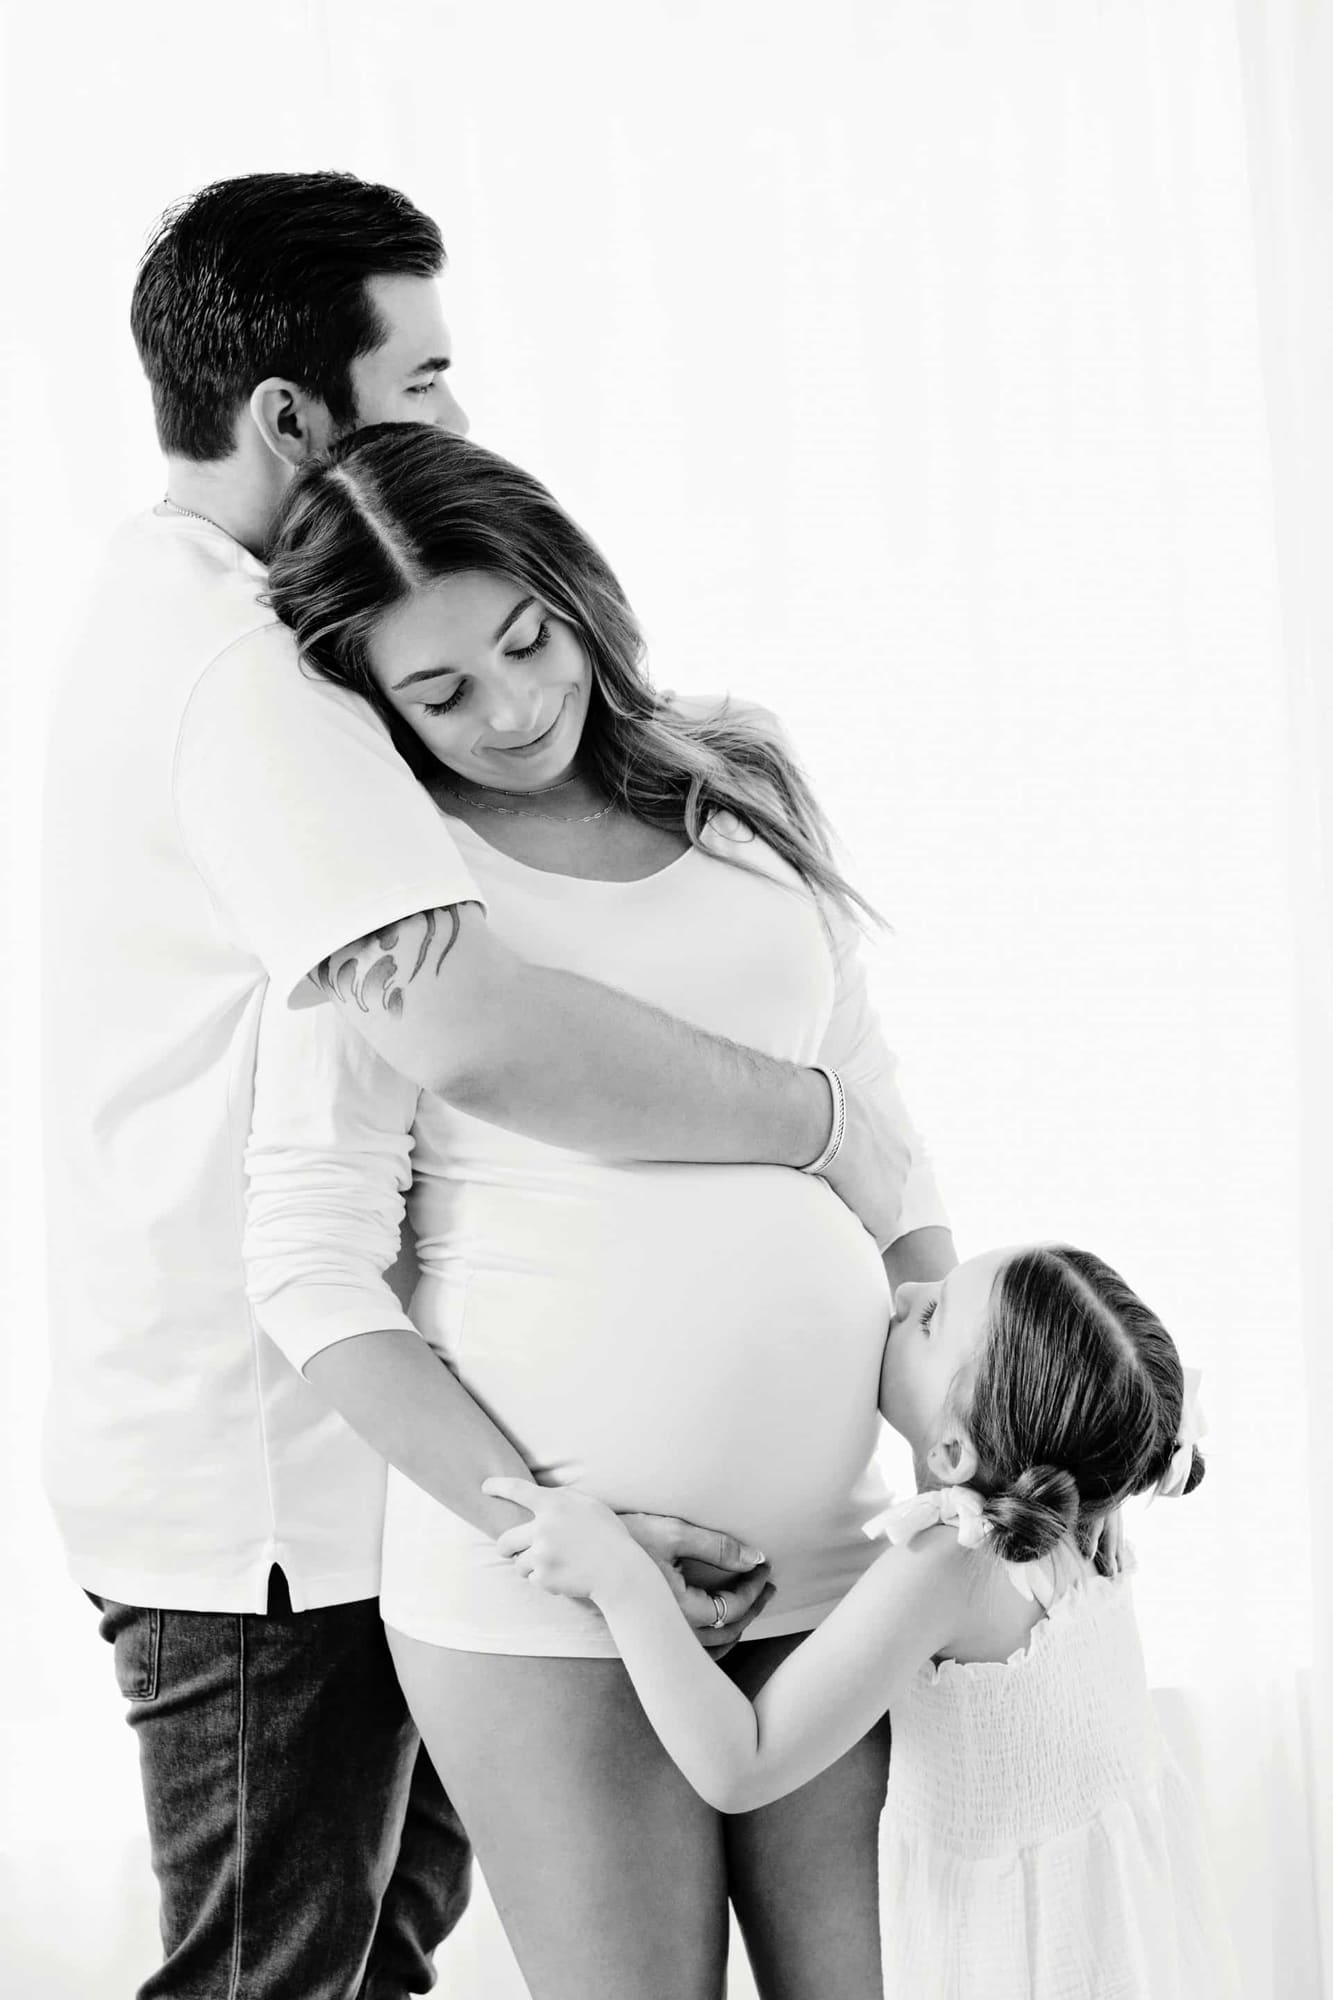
[484,691,572,760]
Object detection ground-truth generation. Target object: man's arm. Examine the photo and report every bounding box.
[313,904,810,1157]
[317,905,908,1245]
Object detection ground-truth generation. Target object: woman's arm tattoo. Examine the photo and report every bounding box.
[314,906,463,1016]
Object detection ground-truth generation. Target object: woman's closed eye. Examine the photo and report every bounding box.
[422,623,552,715]
[508,619,551,662]
[919,1299,938,1336]
[423,683,466,717]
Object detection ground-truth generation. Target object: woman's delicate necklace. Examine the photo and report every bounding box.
[437,788,615,825]
[474,773,580,799]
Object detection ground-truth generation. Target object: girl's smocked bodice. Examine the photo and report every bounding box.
[887,1567,1158,1855]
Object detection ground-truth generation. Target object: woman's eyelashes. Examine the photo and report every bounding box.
[508,619,551,662]
[422,684,466,717]
[919,1299,938,1337]
[419,622,553,717]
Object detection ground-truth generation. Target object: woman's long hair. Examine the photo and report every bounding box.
[263,424,875,923]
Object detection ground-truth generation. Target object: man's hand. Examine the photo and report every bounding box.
[616,1511,774,1656]
[820,1074,914,1250]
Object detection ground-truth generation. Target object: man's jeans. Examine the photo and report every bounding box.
[91,1573,471,2000]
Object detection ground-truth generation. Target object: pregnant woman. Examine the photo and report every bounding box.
[245,425,953,2000]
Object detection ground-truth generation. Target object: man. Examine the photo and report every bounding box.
[42,170,949,1998]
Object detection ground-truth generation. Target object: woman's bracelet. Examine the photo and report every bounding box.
[801,1065,847,1176]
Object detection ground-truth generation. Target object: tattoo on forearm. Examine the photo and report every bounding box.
[315,906,462,1015]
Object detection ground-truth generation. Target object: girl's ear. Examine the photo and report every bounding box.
[926,1426,980,1487]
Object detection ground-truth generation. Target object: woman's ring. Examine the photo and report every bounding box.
[709,1591,728,1629]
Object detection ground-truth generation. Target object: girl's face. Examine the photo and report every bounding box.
[365,570,594,793]
[880,1248,1013,1459]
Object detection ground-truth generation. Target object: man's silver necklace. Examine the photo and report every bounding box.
[161,494,235,539]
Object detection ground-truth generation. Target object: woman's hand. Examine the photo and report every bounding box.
[485,1477,644,1603]
[616,1515,775,1655]
[484,1481,776,1651]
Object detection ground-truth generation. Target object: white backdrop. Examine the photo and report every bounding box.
[1,2,1327,1995]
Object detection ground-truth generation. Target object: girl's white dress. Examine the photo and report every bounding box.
[868,1493,1240,2000]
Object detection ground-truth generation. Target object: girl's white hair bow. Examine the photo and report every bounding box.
[868,1485,993,1550]
[1154,1365,1205,1500]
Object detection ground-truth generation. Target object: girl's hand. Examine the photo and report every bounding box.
[483,1476,640,1602]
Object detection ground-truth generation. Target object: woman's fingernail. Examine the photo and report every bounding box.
[743,1549,765,1566]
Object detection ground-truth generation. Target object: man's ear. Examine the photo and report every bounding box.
[248,378,335,467]
[925,1426,980,1488]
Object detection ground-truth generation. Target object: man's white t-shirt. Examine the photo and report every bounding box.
[41,507,479,1613]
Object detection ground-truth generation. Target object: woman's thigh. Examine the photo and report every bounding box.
[387,1629,730,2000]
[721,1632,890,2000]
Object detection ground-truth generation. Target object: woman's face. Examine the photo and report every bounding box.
[365,570,593,792]
[880,1247,1012,1455]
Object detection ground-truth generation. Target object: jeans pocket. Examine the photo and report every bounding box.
[96,1599,162,1703]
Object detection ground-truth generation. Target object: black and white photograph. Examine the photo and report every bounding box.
[2,3,1330,1995]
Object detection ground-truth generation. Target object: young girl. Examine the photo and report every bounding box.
[486,1243,1241,1999]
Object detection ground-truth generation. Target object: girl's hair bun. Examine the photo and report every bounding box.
[1182,1443,1206,1496]
[984,1464,1079,1563]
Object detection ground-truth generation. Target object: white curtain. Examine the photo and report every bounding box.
[1231,0,1333,1983]
[2,3,1327,1994]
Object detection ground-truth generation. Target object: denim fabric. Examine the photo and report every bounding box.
[92,1575,471,2000]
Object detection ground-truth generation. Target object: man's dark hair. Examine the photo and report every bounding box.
[130,171,446,462]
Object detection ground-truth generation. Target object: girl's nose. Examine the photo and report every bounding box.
[893,1280,924,1318]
